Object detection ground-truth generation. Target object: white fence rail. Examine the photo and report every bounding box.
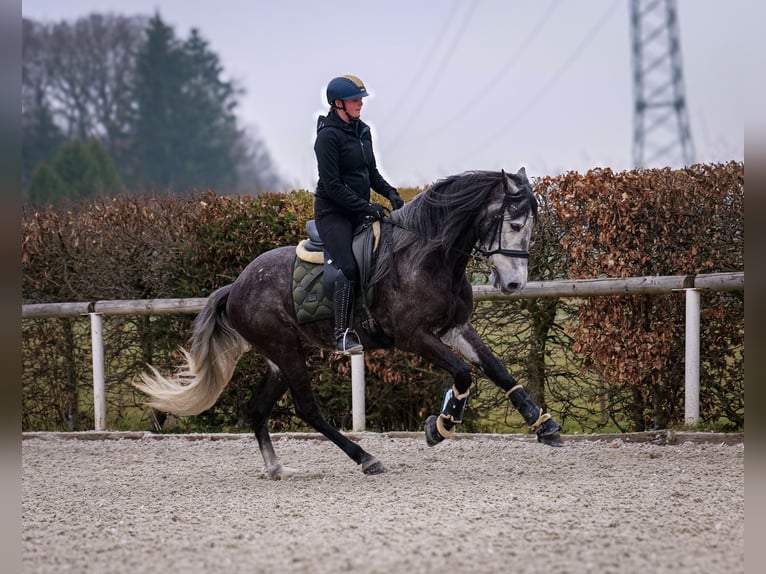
[22,272,744,431]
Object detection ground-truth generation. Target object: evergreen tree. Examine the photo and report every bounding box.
[26,139,122,206]
[132,14,186,189]
[132,14,241,192]
[178,28,240,190]
[27,162,67,206]
[87,139,122,192]
[54,140,99,200]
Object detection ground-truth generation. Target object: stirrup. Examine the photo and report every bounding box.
[334,329,363,355]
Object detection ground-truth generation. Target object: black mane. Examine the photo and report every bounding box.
[372,170,535,283]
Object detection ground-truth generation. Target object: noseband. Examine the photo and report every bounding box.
[475,171,532,260]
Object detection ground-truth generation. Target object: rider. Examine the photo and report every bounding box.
[313,75,404,355]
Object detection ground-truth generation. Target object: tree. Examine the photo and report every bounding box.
[22,14,147,190]
[22,12,285,196]
[27,163,67,206]
[86,139,122,193]
[22,18,65,193]
[131,14,186,188]
[132,15,243,192]
[235,126,286,194]
[177,28,241,190]
[27,139,122,206]
[53,140,100,201]
[22,85,65,194]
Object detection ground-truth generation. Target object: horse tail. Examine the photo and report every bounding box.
[134,284,250,416]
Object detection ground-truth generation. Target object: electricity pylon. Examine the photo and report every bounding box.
[630,0,695,168]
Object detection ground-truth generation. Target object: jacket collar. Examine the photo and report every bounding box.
[317,110,368,135]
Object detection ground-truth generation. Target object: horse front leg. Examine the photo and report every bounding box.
[441,323,563,446]
[398,330,475,446]
[424,383,471,446]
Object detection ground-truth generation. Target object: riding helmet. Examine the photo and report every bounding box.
[326,75,369,105]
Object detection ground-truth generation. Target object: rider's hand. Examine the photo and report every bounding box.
[389,192,404,210]
[365,203,388,220]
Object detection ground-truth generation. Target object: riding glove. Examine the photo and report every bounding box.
[389,191,405,210]
[365,203,388,220]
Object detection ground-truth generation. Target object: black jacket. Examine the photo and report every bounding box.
[313,111,399,218]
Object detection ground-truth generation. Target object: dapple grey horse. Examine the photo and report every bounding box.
[136,169,562,479]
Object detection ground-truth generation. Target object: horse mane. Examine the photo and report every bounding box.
[372,170,536,284]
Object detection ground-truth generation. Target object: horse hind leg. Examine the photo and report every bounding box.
[247,360,300,480]
[280,358,387,475]
[291,388,388,475]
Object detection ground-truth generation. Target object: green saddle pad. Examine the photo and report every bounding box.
[291,260,378,325]
[292,258,333,324]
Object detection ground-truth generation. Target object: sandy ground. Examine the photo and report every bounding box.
[22,432,743,574]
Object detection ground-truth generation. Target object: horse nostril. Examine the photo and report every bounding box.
[505,282,520,292]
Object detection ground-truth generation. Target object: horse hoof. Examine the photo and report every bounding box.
[362,458,388,475]
[535,417,563,446]
[268,465,298,480]
[424,415,445,447]
[537,432,563,447]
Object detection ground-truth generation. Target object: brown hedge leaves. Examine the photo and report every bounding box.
[538,162,743,429]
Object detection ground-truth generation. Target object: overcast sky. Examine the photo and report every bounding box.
[22,0,747,191]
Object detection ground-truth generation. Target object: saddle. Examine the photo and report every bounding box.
[292,218,381,328]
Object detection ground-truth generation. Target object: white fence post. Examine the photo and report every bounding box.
[351,353,365,431]
[89,312,106,431]
[684,288,701,428]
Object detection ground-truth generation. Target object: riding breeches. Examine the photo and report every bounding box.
[314,212,359,281]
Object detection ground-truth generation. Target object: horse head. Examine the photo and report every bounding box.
[478,167,537,294]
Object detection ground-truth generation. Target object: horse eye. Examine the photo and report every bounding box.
[510,223,522,232]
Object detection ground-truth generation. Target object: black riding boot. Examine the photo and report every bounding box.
[333,271,363,355]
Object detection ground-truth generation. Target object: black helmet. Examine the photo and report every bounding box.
[326,75,369,105]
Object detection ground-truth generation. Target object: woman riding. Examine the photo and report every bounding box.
[313,75,404,355]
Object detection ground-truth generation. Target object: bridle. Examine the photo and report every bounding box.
[474,171,532,260]
[384,170,534,261]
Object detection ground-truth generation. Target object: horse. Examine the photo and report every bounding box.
[135,168,563,478]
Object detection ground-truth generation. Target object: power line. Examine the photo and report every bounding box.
[458,0,621,163]
[378,0,461,125]
[384,0,479,149]
[410,0,562,143]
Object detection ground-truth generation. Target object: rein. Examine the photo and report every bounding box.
[385,217,477,259]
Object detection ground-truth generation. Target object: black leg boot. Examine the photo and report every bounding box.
[333,271,363,355]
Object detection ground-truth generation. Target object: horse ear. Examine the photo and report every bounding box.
[516,167,528,182]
